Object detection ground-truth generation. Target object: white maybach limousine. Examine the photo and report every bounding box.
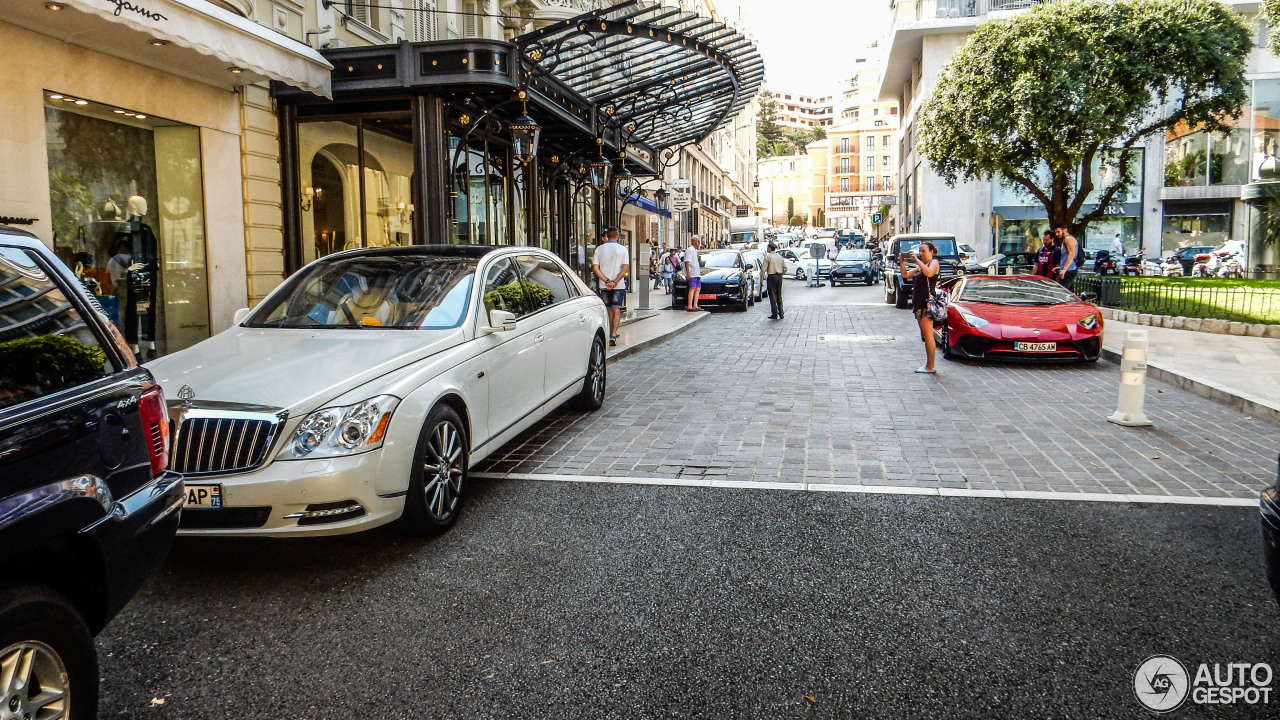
[146,245,608,536]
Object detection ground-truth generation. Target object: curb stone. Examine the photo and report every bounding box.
[1097,346,1280,427]
[1099,307,1277,337]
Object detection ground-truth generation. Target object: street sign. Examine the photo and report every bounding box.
[670,179,692,212]
[872,212,883,225]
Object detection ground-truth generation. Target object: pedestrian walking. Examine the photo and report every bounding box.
[900,241,940,374]
[683,235,703,311]
[649,239,665,290]
[1032,230,1060,278]
[662,248,679,293]
[763,242,787,319]
[1053,224,1080,291]
[1112,233,1125,258]
[592,226,629,346]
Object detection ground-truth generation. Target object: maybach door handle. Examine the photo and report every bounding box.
[535,333,545,344]
[578,314,586,324]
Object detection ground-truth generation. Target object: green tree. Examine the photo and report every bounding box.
[756,91,786,158]
[917,0,1251,236]
[786,196,795,220]
[784,128,814,155]
[810,126,827,141]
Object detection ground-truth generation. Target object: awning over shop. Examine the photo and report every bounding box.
[623,193,671,218]
[515,0,764,150]
[8,0,331,97]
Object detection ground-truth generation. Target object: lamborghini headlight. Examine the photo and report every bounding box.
[1078,313,1099,330]
[958,310,988,328]
[281,394,400,459]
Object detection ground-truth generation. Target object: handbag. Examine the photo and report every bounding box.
[926,289,949,321]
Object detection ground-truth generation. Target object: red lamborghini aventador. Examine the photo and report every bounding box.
[934,275,1104,362]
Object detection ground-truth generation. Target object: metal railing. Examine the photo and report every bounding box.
[1074,275,1280,324]
[891,0,1049,22]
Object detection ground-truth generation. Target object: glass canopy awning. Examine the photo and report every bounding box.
[515,0,765,151]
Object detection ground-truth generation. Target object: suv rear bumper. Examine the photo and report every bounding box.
[84,471,184,625]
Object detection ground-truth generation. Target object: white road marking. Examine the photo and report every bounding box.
[470,471,1258,507]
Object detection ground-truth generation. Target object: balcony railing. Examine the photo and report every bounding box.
[891,0,1048,23]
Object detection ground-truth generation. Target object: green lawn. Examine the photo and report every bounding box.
[1080,276,1280,324]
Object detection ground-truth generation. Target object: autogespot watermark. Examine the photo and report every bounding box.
[1134,655,1273,713]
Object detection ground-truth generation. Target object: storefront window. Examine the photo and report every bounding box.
[45,98,209,360]
[299,117,415,262]
[1163,213,1230,251]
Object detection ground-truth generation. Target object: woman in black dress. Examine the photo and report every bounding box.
[899,241,940,374]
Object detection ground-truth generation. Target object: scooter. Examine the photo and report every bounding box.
[1094,250,1119,276]
[1191,253,1213,277]
[1160,255,1184,276]
[1122,254,1144,276]
[1218,254,1244,279]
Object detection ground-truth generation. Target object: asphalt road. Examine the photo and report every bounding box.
[95,280,1280,718]
[98,477,1278,719]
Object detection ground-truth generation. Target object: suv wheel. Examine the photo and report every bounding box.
[894,282,910,309]
[0,586,97,720]
[884,280,895,305]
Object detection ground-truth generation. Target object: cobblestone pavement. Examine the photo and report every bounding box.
[477,283,1278,499]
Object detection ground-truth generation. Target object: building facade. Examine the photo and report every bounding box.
[757,154,813,226]
[770,91,834,130]
[3,0,762,363]
[878,0,1159,258]
[879,0,1280,271]
[825,52,900,238]
[2,0,330,361]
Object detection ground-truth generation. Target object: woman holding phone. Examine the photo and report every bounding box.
[900,241,940,374]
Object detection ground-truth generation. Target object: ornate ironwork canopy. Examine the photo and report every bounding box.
[515,0,765,151]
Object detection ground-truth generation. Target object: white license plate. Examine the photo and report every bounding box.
[1014,341,1057,352]
[184,484,223,508]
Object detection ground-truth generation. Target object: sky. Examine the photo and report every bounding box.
[739,0,893,95]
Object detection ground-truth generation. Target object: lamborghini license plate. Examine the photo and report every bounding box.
[1014,341,1057,352]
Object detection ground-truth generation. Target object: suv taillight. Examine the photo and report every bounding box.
[139,386,170,477]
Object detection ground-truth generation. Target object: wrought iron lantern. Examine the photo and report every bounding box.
[587,146,612,192]
[614,162,637,196]
[654,186,669,211]
[509,97,541,163]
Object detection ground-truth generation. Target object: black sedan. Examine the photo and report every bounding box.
[829,249,878,286]
[1262,454,1280,605]
[672,250,752,311]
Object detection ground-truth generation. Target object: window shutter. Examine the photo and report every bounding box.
[412,0,437,41]
[464,2,477,37]
[349,0,369,25]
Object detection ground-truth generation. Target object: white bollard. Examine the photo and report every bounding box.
[1107,329,1153,427]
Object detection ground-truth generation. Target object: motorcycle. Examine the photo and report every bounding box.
[1160,255,1183,276]
[1094,250,1119,276]
[1218,254,1244,279]
[1191,253,1213,277]
[1122,254,1144,276]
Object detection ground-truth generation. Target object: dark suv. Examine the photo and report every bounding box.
[883,233,965,309]
[0,226,183,719]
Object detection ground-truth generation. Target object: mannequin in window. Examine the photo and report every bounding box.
[112,195,160,356]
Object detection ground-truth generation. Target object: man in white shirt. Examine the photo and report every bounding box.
[1112,233,1125,258]
[592,226,629,345]
[683,235,703,311]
